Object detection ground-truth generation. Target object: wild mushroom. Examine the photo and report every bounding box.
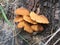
[17,20,33,33]
[30,12,49,24]
[30,12,37,21]
[31,24,44,32]
[38,25,44,31]
[23,15,37,24]
[14,15,23,22]
[17,21,25,28]
[31,24,39,31]
[14,7,30,16]
[24,21,33,33]
[36,15,49,24]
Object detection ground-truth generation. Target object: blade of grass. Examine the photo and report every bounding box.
[0,5,12,26]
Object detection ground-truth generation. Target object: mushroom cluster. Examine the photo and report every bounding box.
[14,7,49,33]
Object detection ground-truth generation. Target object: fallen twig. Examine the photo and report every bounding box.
[53,38,60,45]
[44,28,60,45]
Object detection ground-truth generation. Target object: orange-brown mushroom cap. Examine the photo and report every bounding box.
[31,24,44,32]
[14,16,23,22]
[14,7,29,16]
[17,21,33,33]
[31,24,39,31]
[17,21,25,28]
[24,22,33,33]
[36,15,49,24]
[30,11,38,21]
[38,25,44,31]
[30,12,49,24]
[23,15,37,24]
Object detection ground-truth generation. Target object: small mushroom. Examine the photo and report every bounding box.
[38,25,44,31]
[31,24,44,32]
[30,12,49,24]
[14,16,23,22]
[24,22,33,33]
[31,24,39,31]
[36,15,49,24]
[17,20,33,33]
[14,7,30,16]
[30,11,37,21]
[23,15,37,24]
[17,21,25,28]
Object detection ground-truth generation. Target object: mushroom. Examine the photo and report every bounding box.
[23,15,37,24]
[17,21,25,28]
[24,21,33,33]
[14,7,30,16]
[14,15,23,22]
[17,20,33,33]
[14,9,49,33]
[30,12,49,24]
[31,24,39,31]
[30,12,37,21]
[31,24,44,32]
[38,25,44,31]
[36,15,49,24]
